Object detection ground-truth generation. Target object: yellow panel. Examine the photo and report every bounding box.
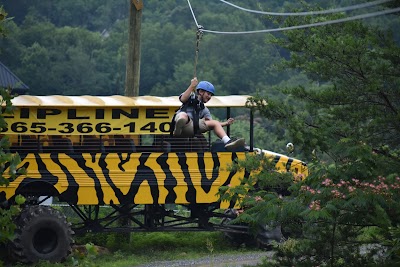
[134,180,153,204]
[0,150,306,207]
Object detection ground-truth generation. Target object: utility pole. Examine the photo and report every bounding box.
[125,0,143,96]
[119,1,143,245]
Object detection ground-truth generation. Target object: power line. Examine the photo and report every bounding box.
[218,0,394,16]
[186,0,400,35]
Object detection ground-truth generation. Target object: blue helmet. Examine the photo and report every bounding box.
[196,81,215,95]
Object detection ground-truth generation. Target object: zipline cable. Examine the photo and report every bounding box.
[187,0,200,28]
[193,25,204,80]
[187,0,204,79]
[186,0,400,35]
[218,0,394,16]
[201,7,400,34]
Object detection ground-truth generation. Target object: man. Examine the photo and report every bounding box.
[173,77,245,151]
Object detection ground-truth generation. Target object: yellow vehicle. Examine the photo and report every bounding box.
[1,94,308,263]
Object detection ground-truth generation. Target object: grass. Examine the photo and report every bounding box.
[14,231,259,267]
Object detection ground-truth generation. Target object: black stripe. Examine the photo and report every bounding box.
[99,153,125,202]
[53,154,79,204]
[179,152,196,203]
[73,154,105,205]
[156,153,177,203]
[286,158,293,171]
[126,153,159,204]
[199,152,220,193]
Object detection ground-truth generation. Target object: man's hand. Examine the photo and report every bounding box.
[180,77,199,103]
[190,77,198,89]
[222,118,234,127]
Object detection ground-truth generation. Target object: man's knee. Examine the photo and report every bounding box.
[175,112,188,121]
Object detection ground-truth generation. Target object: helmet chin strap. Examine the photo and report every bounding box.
[194,90,205,110]
[197,90,205,102]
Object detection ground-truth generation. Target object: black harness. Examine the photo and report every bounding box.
[170,93,205,137]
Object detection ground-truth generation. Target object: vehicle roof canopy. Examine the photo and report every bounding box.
[7,95,251,108]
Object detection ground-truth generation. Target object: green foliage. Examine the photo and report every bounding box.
[222,152,400,266]
[222,6,400,266]
[0,1,299,96]
[0,6,9,37]
[76,231,233,255]
[254,12,400,167]
[228,119,291,154]
[129,231,231,253]
[68,231,237,267]
[0,204,19,243]
[9,21,114,95]
[0,14,27,266]
[271,174,400,266]
[1,2,399,266]
[69,243,99,267]
[385,226,400,264]
[0,88,26,265]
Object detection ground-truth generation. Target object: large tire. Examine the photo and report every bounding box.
[9,205,74,263]
[221,209,257,247]
[222,209,283,249]
[255,225,283,248]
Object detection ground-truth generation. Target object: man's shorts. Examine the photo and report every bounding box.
[175,115,209,137]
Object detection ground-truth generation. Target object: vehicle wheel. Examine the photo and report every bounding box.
[221,208,265,247]
[222,209,283,249]
[280,218,303,239]
[256,225,283,248]
[8,205,74,263]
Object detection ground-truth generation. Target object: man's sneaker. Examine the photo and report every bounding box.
[225,138,245,151]
[173,116,187,136]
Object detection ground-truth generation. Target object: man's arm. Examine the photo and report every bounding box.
[220,118,235,127]
[179,77,198,103]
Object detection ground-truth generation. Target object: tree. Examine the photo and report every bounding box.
[250,10,400,174]
[0,6,26,265]
[225,6,400,266]
[0,0,296,97]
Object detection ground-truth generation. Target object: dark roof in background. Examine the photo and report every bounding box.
[0,61,29,94]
